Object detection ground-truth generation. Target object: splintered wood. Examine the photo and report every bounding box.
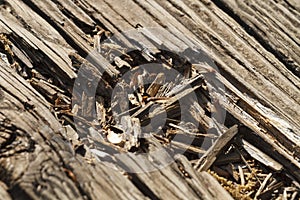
[0,0,299,199]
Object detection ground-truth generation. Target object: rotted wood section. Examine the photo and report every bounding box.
[0,0,299,199]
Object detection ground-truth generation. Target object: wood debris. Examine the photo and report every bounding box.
[0,0,299,199]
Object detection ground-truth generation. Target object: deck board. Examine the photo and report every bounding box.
[0,0,299,199]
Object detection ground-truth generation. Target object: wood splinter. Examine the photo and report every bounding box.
[195,125,239,171]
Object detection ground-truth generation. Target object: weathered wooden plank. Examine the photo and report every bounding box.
[277,0,300,25]
[81,0,180,53]
[209,87,300,182]
[0,0,299,199]
[54,0,96,29]
[253,0,300,44]
[175,154,234,200]
[0,59,146,200]
[155,0,300,128]
[58,150,148,200]
[0,63,84,199]
[184,0,300,95]
[116,151,233,200]
[214,71,300,156]
[102,0,190,51]
[0,11,77,81]
[213,0,300,76]
[283,0,300,13]
[17,0,119,78]
[205,0,300,89]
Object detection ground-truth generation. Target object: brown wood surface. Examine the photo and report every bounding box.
[0,0,299,199]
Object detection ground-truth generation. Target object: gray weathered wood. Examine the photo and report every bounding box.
[0,0,299,199]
